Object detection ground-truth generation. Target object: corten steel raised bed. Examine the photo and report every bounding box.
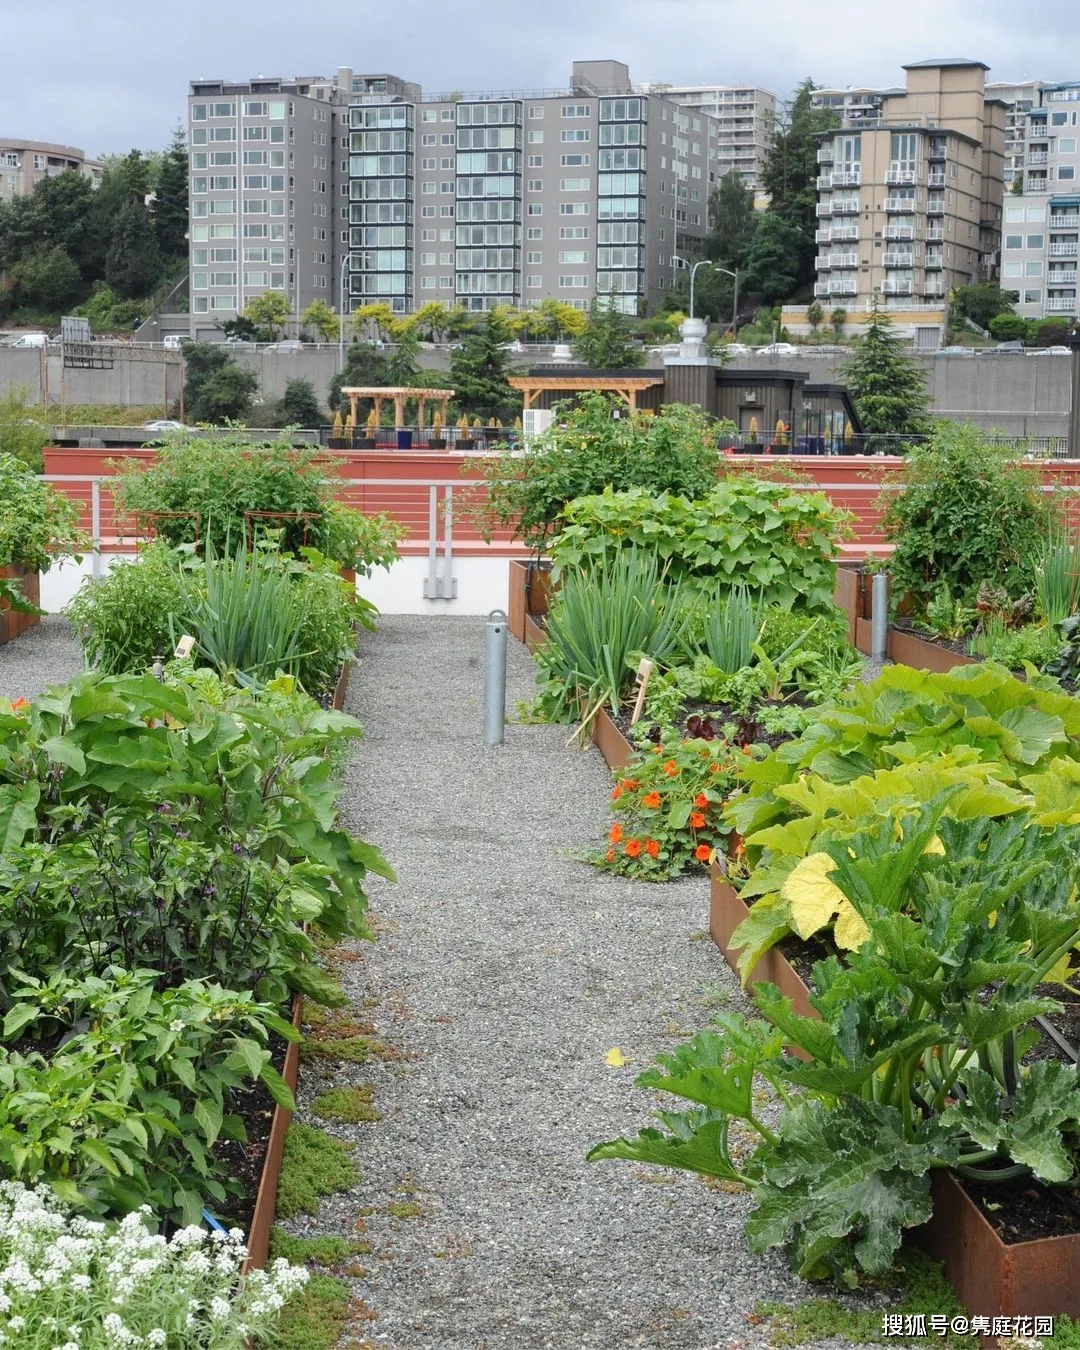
[241,995,303,1275]
[507,559,553,644]
[590,706,635,774]
[886,627,978,674]
[918,1170,1080,1334]
[523,612,546,654]
[832,565,868,647]
[0,567,41,646]
[709,865,815,1022]
[332,659,352,712]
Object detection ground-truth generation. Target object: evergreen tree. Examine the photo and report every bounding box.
[11,246,82,312]
[105,200,162,300]
[842,307,932,436]
[273,378,323,427]
[154,125,189,260]
[706,171,755,267]
[329,341,392,417]
[182,343,259,423]
[385,325,421,385]
[573,298,640,368]
[739,214,806,305]
[761,79,838,294]
[448,312,520,420]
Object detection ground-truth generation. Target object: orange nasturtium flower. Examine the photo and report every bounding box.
[694,793,708,809]
[642,791,662,809]
[662,760,679,777]
[709,763,722,775]
[9,698,29,714]
[621,778,640,791]
[604,848,616,863]
[611,785,623,801]
[694,843,712,863]
[624,839,643,858]
[609,823,623,844]
[645,839,660,859]
[690,812,707,830]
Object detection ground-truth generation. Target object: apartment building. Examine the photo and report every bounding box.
[644,83,775,189]
[811,87,895,124]
[345,60,713,317]
[813,59,1006,312]
[0,139,103,202]
[1004,82,1080,320]
[986,79,1041,187]
[186,72,352,333]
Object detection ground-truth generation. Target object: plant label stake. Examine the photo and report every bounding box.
[630,658,654,726]
[173,634,196,659]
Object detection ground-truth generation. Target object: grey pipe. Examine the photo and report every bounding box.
[871,572,889,663]
[483,609,508,746]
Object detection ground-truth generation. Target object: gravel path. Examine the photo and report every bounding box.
[0,616,85,700]
[290,616,881,1350]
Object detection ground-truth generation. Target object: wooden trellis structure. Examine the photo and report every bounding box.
[507,374,665,410]
[340,386,454,430]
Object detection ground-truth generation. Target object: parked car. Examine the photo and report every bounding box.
[267,339,304,352]
[933,346,976,356]
[1032,345,1072,355]
[142,420,186,432]
[989,340,1025,353]
[756,342,801,356]
[10,333,47,348]
[162,335,184,350]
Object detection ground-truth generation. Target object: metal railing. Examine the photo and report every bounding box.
[718,432,1073,458]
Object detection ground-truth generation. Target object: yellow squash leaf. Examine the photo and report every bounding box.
[781,852,847,940]
[605,1047,626,1068]
[834,901,871,951]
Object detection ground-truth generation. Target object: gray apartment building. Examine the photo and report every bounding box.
[186,59,713,331]
[642,82,775,191]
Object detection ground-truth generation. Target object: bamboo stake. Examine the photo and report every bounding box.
[629,657,654,725]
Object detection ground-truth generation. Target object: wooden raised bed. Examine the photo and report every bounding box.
[242,994,303,1274]
[0,566,40,646]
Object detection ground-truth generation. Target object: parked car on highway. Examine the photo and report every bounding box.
[756,342,800,356]
[142,420,186,432]
[10,333,47,348]
[1032,345,1072,355]
[933,346,975,356]
[991,340,1025,353]
[267,339,304,352]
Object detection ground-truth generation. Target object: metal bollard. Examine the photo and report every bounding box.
[483,609,508,746]
[871,572,889,663]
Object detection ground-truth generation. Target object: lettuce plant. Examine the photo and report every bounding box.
[591,800,1080,1282]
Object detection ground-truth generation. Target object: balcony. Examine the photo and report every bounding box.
[927,171,946,188]
[830,224,859,242]
[925,225,944,242]
[928,143,947,161]
[1027,178,1050,194]
[885,166,918,186]
[1050,240,1079,257]
[828,251,859,268]
[830,169,861,187]
[828,279,858,296]
[1028,151,1049,165]
[815,201,833,217]
[816,146,835,164]
[885,197,917,213]
[832,198,860,214]
[1050,214,1080,229]
[924,282,945,297]
[814,254,832,270]
[816,175,832,190]
[814,227,832,244]
[927,197,945,215]
[883,224,916,240]
[882,279,914,296]
[813,281,832,297]
[1047,296,1078,312]
[925,252,943,269]
[1050,270,1078,284]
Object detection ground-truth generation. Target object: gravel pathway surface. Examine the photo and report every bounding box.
[0,616,85,699]
[289,615,883,1350]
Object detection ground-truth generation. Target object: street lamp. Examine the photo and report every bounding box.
[672,255,717,321]
[337,252,353,370]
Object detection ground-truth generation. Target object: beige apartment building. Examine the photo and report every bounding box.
[0,139,103,201]
[813,59,1006,314]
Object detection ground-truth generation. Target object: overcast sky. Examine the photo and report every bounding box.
[7,0,1080,156]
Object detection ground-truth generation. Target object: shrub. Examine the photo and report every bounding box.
[552,479,851,612]
[988,312,1030,342]
[65,543,184,675]
[0,452,87,576]
[969,619,1064,670]
[471,392,725,550]
[181,342,260,423]
[273,377,323,428]
[880,422,1056,610]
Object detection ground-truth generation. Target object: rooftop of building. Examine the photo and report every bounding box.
[0,137,94,159]
[902,58,990,70]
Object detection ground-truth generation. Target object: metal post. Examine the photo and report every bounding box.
[1068,335,1080,461]
[91,480,102,581]
[424,484,438,598]
[871,572,889,663]
[483,609,508,746]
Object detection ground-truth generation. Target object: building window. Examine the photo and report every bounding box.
[527,226,543,239]
[561,129,590,143]
[422,133,436,146]
[559,225,589,239]
[526,275,542,288]
[421,205,436,217]
[527,203,543,215]
[528,155,543,167]
[1059,166,1076,180]
[191,104,207,121]
[1024,289,1042,303]
[439,252,452,264]
[560,177,590,191]
[1004,235,1023,249]
[560,154,589,167]
[441,157,454,169]
[439,275,454,288]
[423,109,438,123]
[562,104,590,118]
[421,276,437,289]
[441,228,454,240]
[527,179,543,192]
[559,274,589,287]
[422,182,436,194]
[421,252,436,264]
[1027,261,1044,275]
[528,106,544,119]
[441,133,455,145]
[421,229,436,241]
[1027,234,1045,249]
[439,204,454,216]
[559,202,589,215]
[528,131,544,144]
[526,251,542,263]
[440,181,455,194]
[559,250,589,263]
[422,157,436,170]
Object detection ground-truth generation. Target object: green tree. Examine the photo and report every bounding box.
[706,171,756,267]
[273,378,323,427]
[830,306,847,339]
[0,388,48,471]
[950,283,1019,332]
[328,341,393,418]
[842,307,931,436]
[806,300,824,333]
[448,311,520,420]
[0,173,97,280]
[181,342,259,423]
[385,325,421,385]
[988,312,1031,342]
[153,125,189,261]
[663,265,734,323]
[739,213,806,305]
[243,291,291,341]
[300,299,339,342]
[105,200,162,301]
[761,78,838,292]
[11,246,82,312]
[573,298,640,368]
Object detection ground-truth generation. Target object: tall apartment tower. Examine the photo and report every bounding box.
[644,83,776,190]
[1005,82,1080,321]
[186,72,353,335]
[344,60,713,318]
[813,60,1005,312]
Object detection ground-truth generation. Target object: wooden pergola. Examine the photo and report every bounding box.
[508,374,665,410]
[341,386,454,430]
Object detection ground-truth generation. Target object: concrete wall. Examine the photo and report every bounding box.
[1,344,1074,437]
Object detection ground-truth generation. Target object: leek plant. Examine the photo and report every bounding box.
[1034,525,1080,626]
[172,540,313,688]
[541,550,690,720]
[701,585,764,674]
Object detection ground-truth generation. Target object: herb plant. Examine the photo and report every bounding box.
[0,452,88,612]
[64,543,185,675]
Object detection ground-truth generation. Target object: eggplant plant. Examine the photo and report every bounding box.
[590,796,1080,1282]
